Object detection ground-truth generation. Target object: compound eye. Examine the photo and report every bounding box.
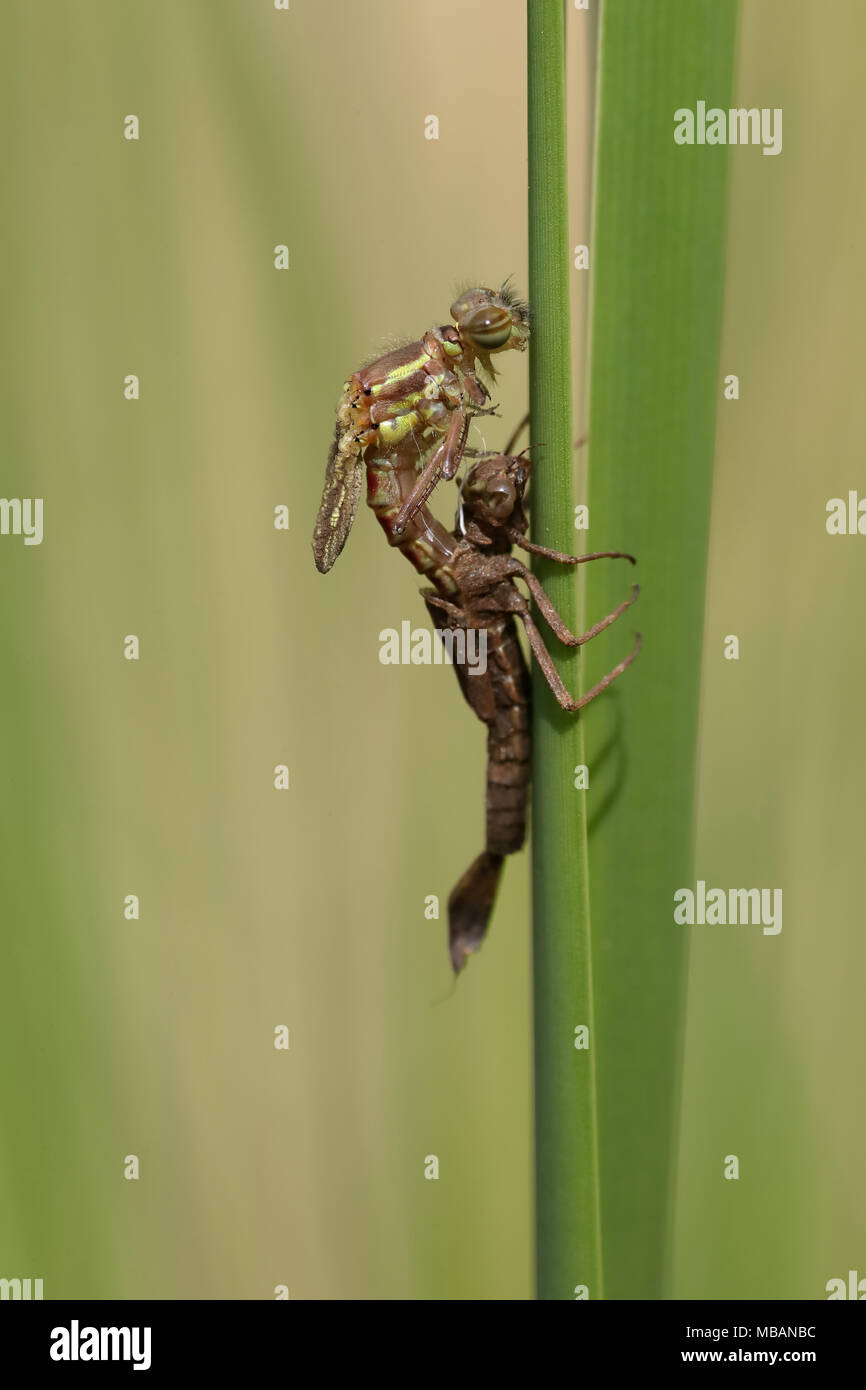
[462,304,512,352]
[484,479,516,518]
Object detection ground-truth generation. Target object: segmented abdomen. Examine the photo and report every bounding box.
[482,615,531,857]
[426,604,531,857]
[365,450,460,598]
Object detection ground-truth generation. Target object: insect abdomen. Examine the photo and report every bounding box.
[485,616,531,856]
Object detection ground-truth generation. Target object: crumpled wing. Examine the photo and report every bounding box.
[312,427,364,573]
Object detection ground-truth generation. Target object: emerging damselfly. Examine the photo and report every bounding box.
[312,285,529,573]
[312,291,640,971]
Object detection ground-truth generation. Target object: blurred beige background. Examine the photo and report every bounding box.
[0,0,862,1299]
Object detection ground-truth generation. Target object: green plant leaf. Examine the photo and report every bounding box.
[582,0,739,1298]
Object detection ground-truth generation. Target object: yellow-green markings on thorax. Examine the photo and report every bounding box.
[368,350,430,395]
[378,413,422,445]
[369,350,455,445]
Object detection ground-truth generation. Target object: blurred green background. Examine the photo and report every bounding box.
[0,0,862,1299]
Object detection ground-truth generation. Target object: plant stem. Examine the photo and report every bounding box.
[528,0,603,1302]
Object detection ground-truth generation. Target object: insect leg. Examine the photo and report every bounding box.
[473,553,639,648]
[520,612,642,712]
[543,585,640,649]
[459,367,490,409]
[392,408,469,536]
[458,552,637,646]
[423,591,488,628]
[509,531,636,566]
